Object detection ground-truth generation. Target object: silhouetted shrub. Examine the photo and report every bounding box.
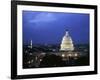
[40,54,66,67]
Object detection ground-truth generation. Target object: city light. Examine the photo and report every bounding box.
[62,54,65,57]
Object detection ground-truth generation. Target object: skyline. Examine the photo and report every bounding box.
[22,11,90,45]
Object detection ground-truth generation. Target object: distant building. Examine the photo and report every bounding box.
[28,40,33,49]
[60,30,74,51]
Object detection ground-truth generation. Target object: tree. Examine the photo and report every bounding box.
[40,54,66,67]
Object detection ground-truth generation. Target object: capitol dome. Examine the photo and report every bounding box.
[60,31,74,51]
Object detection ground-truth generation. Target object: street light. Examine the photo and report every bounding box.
[62,54,65,57]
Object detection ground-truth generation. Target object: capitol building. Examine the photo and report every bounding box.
[60,31,74,51]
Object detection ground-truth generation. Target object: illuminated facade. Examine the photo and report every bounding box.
[60,31,74,51]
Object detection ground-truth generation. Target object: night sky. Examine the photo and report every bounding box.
[22,11,89,45]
